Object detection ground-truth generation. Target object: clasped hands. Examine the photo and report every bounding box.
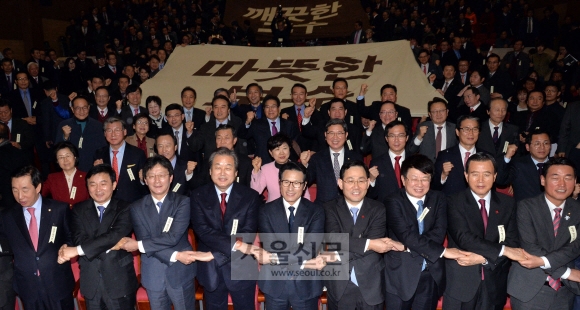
[234,240,331,270]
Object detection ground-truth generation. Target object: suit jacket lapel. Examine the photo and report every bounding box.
[38,201,54,249]
[465,190,485,236]
[293,200,310,233]
[352,199,371,236]
[537,196,557,246]
[336,198,354,234]
[273,200,290,233]
[224,184,241,224]
[12,207,34,249]
[486,192,501,241]
[98,199,118,235]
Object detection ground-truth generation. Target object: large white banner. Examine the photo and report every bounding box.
[140,40,444,116]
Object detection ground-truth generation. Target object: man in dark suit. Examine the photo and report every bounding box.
[57,164,138,310]
[433,115,482,196]
[367,120,409,202]
[500,40,531,83]
[409,98,457,163]
[456,59,471,86]
[483,54,514,101]
[324,161,390,309]
[231,82,264,121]
[360,84,413,135]
[55,96,107,173]
[301,98,362,154]
[0,166,75,310]
[187,96,246,160]
[456,87,489,123]
[445,153,524,309]
[433,64,464,111]
[75,50,95,82]
[240,94,299,164]
[0,58,16,98]
[99,52,123,82]
[384,154,465,310]
[155,133,196,196]
[280,83,317,152]
[496,129,551,203]
[348,21,364,44]
[27,62,49,93]
[476,99,519,158]
[121,156,206,310]
[250,162,326,309]
[0,122,27,209]
[93,117,146,203]
[361,101,398,159]
[117,85,147,136]
[0,214,14,310]
[162,103,201,162]
[557,101,580,158]
[0,99,35,166]
[507,157,580,309]
[317,78,365,129]
[180,86,207,130]
[190,147,260,309]
[39,82,72,150]
[89,86,118,123]
[8,72,42,122]
[301,118,363,204]
[418,49,443,81]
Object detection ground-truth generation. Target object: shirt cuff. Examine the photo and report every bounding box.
[414,137,422,145]
[504,157,511,163]
[301,118,310,125]
[498,245,505,257]
[440,248,446,258]
[170,251,178,262]
[185,171,193,181]
[540,256,550,269]
[77,245,85,256]
[561,267,572,279]
[364,239,370,252]
[186,132,192,138]
[356,95,364,100]
[231,101,239,108]
[369,180,376,187]
[366,130,372,136]
[245,124,250,128]
[138,241,145,253]
[441,178,447,184]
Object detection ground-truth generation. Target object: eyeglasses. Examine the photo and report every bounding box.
[146,173,170,180]
[342,178,368,186]
[404,176,431,184]
[530,141,550,148]
[74,106,89,112]
[105,128,124,134]
[387,134,407,139]
[280,180,305,188]
[166,113,182,119]
[136,120,149,125]
[326,131,346,137]
[16,77,28,81]
[459,127,479,133]
[429,109,447,114]
[379,110,396,115]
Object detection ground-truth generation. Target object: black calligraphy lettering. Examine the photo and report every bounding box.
[293,59,319,69]
[325,74,371,81]
[213,61,245,76]
[255,74,310,83]
[229,59,260,81]
[193,61,225,76]
[323,57,362,73]
[269,59,294,68]
[362,55,382,73]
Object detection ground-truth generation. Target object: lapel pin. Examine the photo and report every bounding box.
[79,175,82,177]
[495,210,499,214]
[566,215,570,221]
[361,215,365,219]
[48,209,51,212]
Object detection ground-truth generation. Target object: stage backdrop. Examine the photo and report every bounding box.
[140,40,443,117]
[224,0,368,41]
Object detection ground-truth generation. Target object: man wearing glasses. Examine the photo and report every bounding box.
[410,98,457,163]
[361,101,398,159]
[367,120,409,202]
[433,115,483,196]
[93,117,146,202]
[456,86,489,123]
[301,118,363,205]
[56,96,107,172]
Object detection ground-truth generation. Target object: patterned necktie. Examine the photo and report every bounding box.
[394,156,402,188]
[464,151,471,168]
[461,73,466,84]
[288,206,295,232]
[97,206,105,222]
[548,208,563,290]
[156,201,162,213]
[297,108,302,131]
[100,110,105,117]
[492,126,499,144]
[134,107,139,115]
[423,64,427,75]
[417,200,426,270]
[113,67,117,74]
[175,130,180,154]
[442,81,449,93]
[349,207,360,285]
[479,198,488,280]
[112,150,119,183]
[220,193,227,221]
[187,111,192,122]
[333,153,340,181]
[27,207,38,251]
[271,121,278,135]
[435,126,443,157]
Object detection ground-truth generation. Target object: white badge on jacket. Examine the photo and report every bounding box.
[498,225,505,243]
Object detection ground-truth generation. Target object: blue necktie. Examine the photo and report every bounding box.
[288,206,295,232]
[417,200,426,270]
[97,206,105,223]
[156,201,163,213]
[350,207,359,286]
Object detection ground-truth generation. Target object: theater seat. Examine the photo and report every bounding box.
[308,186,317,202]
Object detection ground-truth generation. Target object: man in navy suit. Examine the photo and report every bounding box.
[117,85,147,136]
[231,82,264,121]
[0,166,75,310]
[360,84,413,133]
[301,118,363,204]
[384,154,465,310]
[93,117,146,202]
[456,87,489,123]
[57,164,138,310]
[280,83,318,152]
[155,133,196,195]
[317,78,365,129]
[120,156,210,310]
[190,147,261,310]
[418,49,442,81]
[367,120,409,202]
[476,99,519,159]
[433,115,481,196]
[162,103,198,162]
[248,162,326,309]
[240,94,299,164]
[496,129,551,203]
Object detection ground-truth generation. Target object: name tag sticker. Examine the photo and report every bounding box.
[397,117,401,121]
[236,177,240,183]
[172,183,181,192]
[519,60,522,66]
[33,101,37,109]
[349,116,353,124]
[570,226,577,243]
[231,219,239,235]
[70,186,77,200]
[49,226,57,243]
[418,207,430,222]
[498,225,505,243]
[483,59,486,65]
[162,217,173,232]
[346,140,353,150]
[503,141,509,153]
[127,168,135,181]
[426,72,432,78]
[78,137,83,149]
[16,134,21,143]
[127,164,135,168]
[490,86,495,93]
[298,227,304,244]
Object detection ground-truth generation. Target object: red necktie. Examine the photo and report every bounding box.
[134,108,139,115]
[435,126,443,158]
[112,150,119,183]
[220,193,227,222]
[423,64,427,75]
[394,156,402,188]
[548,208,562,290]
[464,151,471,168]
[461,74,466,84]
[470,107,474,113]
[297,108,303,131]
[27,207,38,251]
[271,121,278,135]
[442,82,449,93]
[100,110,105,117]
[479,199,488,280]
[112,67,117,74]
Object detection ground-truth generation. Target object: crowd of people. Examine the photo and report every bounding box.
[2,0,580,310]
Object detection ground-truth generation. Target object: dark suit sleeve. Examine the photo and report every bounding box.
[139,197,190,255]
[187,128,206,153]
[431,151,446,191]
[385,197,445,263]
[72,203,133,261]
[14,121,35,151]
[62,203,73,246]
